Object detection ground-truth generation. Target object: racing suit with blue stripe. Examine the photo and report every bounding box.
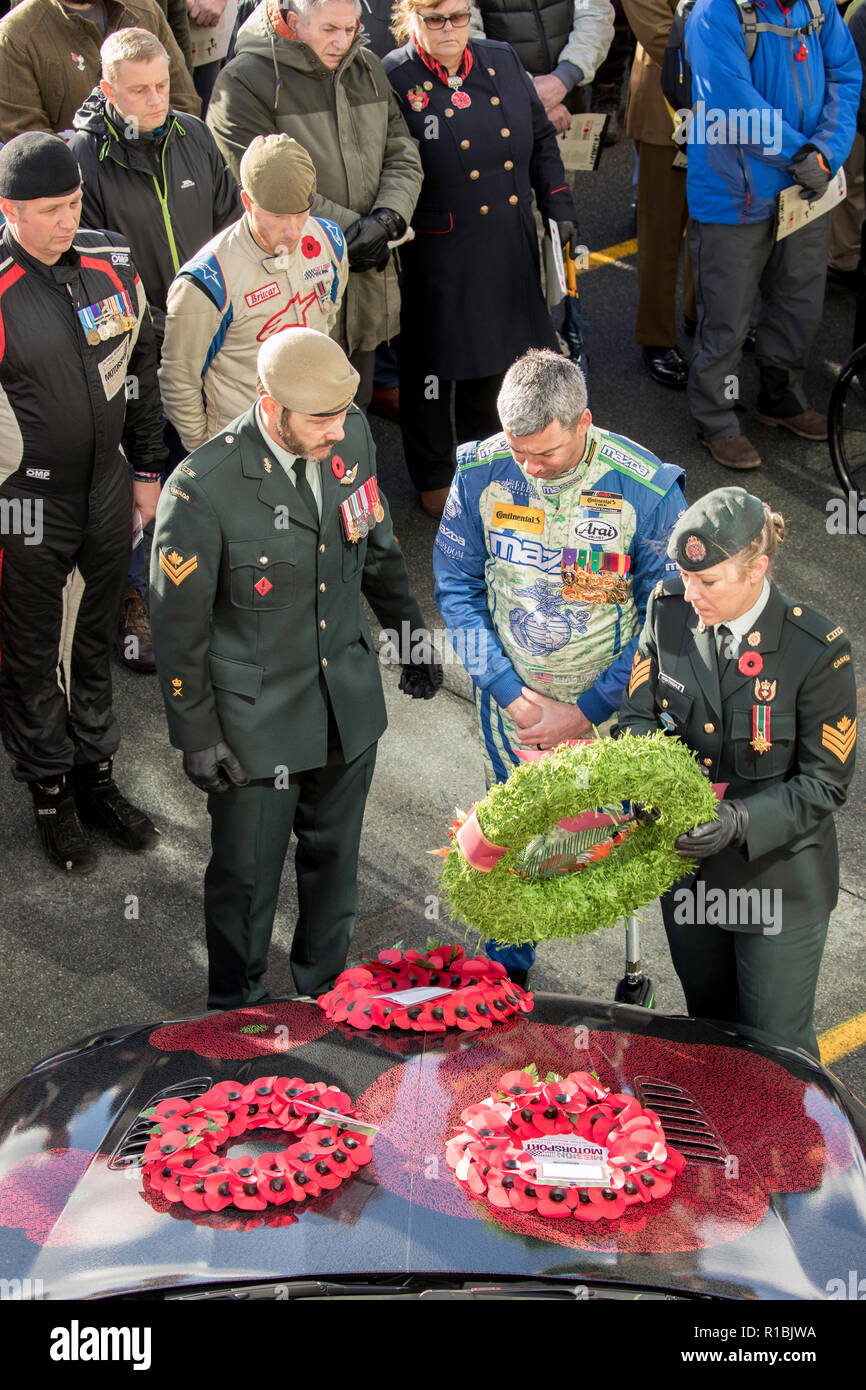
[433,424,686,972]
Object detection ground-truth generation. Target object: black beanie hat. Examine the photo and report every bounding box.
[0,133,81,201]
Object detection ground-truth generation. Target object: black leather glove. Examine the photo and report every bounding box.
[183,741,251,794]
[789,144,831,202]
[556,219,578,254]
[344,209,407,272]
[398,635,443,700]
[675,799,749,860]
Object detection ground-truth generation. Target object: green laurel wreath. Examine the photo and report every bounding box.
[439,733,719,945]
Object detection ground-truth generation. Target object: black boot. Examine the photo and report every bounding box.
[29,777,99,875]
[506,968,530,990]
[72,759,160,852]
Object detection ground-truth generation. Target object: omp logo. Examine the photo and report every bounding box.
[573,518,618,543]
[25,467,50,479]
[488,531,561,572]
[600,446,654,478]
[50,1321,151,1369]
[110,252,129,265]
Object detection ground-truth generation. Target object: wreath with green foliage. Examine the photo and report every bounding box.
[439,733,718,945]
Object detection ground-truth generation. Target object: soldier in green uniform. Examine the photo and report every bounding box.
[618,487,857,1058]
[150,329,441,1008]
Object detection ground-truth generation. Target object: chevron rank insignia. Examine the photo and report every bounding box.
[821,715,856,763]
[628,652,651,698]
[159,548,198,586]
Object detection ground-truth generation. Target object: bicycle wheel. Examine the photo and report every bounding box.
[828,342,866,502]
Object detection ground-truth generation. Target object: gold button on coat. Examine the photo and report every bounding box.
[487,66,495,74]
[423,80,432,89]
[480,205,489,214]
[504,159,514,170]
[460,139,470,149]
[444,108,453,117]
[321,658,328,668]
[661,698,669,708]
[508,194,518,204]
[491,96,500,105]
[500,127,510,137]
[320,620,326,629]
[793,606,802,616]
[703,757,712,766]
[258,555,268,565]
[319,582,326,592]
[469,169,479,179]
[318,543,325,553]
[704,722,715,734]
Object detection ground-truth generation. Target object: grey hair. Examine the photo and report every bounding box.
[281,0,361,21]
[497,349,588,436]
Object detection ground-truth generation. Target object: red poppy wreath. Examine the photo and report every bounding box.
[140,1077,374,1214]
[317,942,533,1033]
[446,1065,685,1221]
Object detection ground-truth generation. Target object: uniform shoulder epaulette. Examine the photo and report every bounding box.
[653,574,684,599]
[786,602,848,647]
[184,430,242,484]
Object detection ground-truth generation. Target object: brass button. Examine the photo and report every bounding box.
[793,605,802,616]
[469,169,479,180]
[704,722,715,734]
[319,582,326,592]
[460,139,470,149]
[423,80,432,90]
[508,194,518,205]
[319,619,326,630]
[487,66,495,74]
[504,159,513,170]
[703,757,712,767]
[258,555,268,565]
[490,96,500,105]
[480,205,489,214]
[224,434,235,443]
[500,127,510,137]
[321,658,328,668]
[661,698,668,708]
[444,107,453,117]
[319,543,325,553]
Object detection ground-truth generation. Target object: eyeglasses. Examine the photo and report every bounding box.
[419,10,471,29]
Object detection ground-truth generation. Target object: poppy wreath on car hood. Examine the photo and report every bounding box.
[439,733,719,944]
[317,942,533,1032]
[446,1064,686,1221]
[139,1076,374,1214]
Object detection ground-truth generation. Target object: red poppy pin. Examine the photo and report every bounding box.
[451,90,471,108]
[301,236,321,259]
[407,86,429,111]
[331,455,345,479]
[738,650,763,676]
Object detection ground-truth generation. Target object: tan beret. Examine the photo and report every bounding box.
[258,329,360,415]
[240,134,316,215]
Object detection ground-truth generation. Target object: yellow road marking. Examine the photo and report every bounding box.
[577,237,638,275]
[819,1010,866,1065]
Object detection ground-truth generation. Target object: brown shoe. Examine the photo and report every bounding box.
[420,487,451,519]
[753,407,828,440]
[116,586,156,672]
[700,434,762,469]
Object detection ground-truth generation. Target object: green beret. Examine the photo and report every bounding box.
[667,487,766,571]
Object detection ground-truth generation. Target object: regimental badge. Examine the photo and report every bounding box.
[254,576,273,597]
[340,464,359,486]
[263,459,272,473]
[659,711,676,733]
[171,677,183,698]
[159,548,198,586]
[821,715,857,764]
[754,678,776,702]
[628,651,651,698]
[407,86,429,111]
[747,630,761,647]
[750,704,772,754]
[684,535,706,563]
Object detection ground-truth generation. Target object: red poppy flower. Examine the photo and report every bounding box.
[301,235,321,259]
[331,454,346,479]
[738,650,763,676]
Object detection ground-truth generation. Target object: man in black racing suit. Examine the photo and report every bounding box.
[0,132,164,874]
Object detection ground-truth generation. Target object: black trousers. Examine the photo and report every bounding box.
[0,470,131,783]
[204,722,378,1009]
[397,361,504,493]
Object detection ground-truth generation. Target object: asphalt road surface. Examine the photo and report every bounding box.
[1,135,865,1110]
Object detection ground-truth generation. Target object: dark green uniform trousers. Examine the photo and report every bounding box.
[660,875,829,1060]
[204,727,377,1009]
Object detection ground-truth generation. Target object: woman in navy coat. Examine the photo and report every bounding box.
[383,0,578,515]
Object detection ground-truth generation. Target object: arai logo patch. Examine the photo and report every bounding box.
[573,518,619,544]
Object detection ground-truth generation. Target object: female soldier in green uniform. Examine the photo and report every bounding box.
[618,487,857,1058]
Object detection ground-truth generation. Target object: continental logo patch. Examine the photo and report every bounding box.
[821,715,856,763]
[628,652,651,698]
[491,503,544,535]
[159,548,198,586]
[826,627,844,642]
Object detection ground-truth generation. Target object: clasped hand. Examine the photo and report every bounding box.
[506,685,592,749]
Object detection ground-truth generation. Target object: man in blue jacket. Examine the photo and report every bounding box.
[685,0,861,468]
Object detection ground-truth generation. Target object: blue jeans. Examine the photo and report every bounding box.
[486,936,535,974]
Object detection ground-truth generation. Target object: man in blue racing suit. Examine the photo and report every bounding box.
[433,349,686,983]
